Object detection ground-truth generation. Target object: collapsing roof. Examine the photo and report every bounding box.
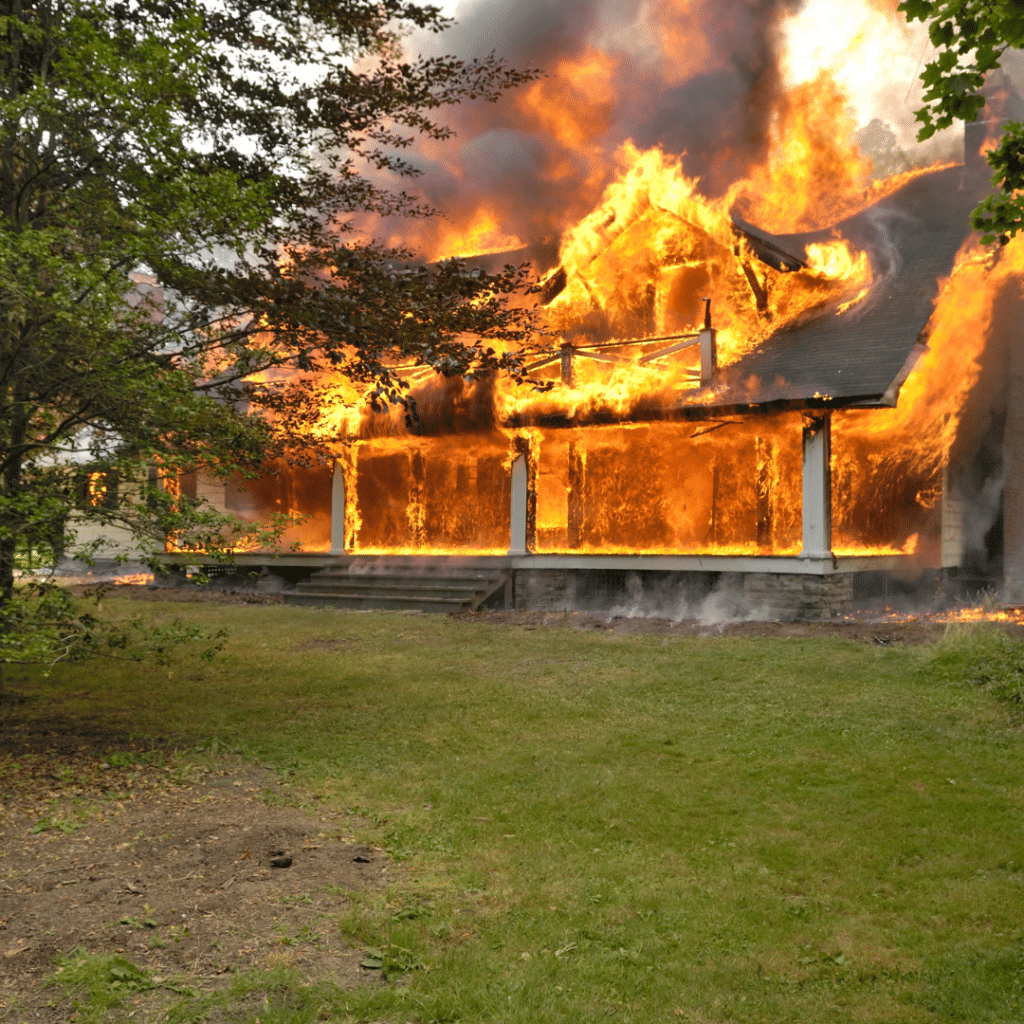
[707,164,987,415]
[501,161,988,430]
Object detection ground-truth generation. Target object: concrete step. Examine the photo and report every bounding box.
[314,568,499,583]
[284,564,507,612]
[293,583,484,601]
[284,591,468,613]
[296,575,492,593]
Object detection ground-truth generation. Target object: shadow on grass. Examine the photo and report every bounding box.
[0,695,190,757]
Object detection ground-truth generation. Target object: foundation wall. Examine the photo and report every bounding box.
[511,568,854,620]
[513,569,576,611]
[741,572,853,621]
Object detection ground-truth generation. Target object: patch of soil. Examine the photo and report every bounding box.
[0,758,388,1022]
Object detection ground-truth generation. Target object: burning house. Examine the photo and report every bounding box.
[163,21,1024,620]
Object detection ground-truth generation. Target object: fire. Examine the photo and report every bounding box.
[847,606,1024,625]
[529,418,803,556]
[495,76,888,430]
[215,2,1019,577]
[515,47,619,154]
[778,0,927,130]
[338,434,512,555]
[832,236,1024,557]
[112,573,153,586]
[732,76,873,233]
[426,208,524,261]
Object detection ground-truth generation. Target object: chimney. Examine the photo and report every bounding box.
[699,297,717,386]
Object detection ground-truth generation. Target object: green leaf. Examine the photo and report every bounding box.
[0,0,539,657]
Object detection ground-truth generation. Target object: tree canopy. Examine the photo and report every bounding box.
[0,0,540,669]
[899,0,1024,242]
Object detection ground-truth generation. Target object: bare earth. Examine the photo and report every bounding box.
[0,756,387,1021]
[2,583,1018,1019]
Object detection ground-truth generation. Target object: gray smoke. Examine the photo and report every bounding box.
[373,0,808,257]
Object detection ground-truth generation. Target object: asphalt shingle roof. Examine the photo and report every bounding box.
[698,164,986,413]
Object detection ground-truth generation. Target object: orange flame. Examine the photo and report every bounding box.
[229,40,1013,567]
[832,236,1024,557]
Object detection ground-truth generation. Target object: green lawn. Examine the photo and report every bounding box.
[7,602,1024,1023]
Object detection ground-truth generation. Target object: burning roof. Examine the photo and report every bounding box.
[209,6,1024,578]
[690,163,988,415]
[495,152,987,431]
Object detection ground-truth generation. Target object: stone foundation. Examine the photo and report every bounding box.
[512,569,576,611]
[511,568,854,621]
[741,572,853,621]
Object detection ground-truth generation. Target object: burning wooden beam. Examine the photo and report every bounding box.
[699,298,717,387]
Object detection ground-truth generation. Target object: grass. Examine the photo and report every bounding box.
[8,603,1024,1023]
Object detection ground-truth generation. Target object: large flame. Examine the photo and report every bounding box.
[219,3,1019,570]
[832,237,1024,556]
[494,73,924,429]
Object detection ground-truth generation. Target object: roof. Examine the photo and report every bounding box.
[693,164,986,415]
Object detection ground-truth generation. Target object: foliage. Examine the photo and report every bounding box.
[900,0,1024,242]
[0,583,226,673]
[0,0,539,668]
[45,948,160,1024]
[46,947,197,1023]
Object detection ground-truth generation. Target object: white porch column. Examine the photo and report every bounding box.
[331,459,346,554]
[800,411,832,558]
[699,327,717,386]
[509,453,529,555]
[699,296,717,386]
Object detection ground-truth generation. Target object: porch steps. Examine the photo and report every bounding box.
[282,560,508,613]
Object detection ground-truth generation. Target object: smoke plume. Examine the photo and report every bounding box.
[370,0,815,261]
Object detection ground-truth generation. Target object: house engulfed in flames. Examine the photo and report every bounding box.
[168,85,1024,620]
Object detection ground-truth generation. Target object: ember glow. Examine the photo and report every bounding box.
[846,606,1024,626]
[216,0,1019,575]
[112,573,154,586]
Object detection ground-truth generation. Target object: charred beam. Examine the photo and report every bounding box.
[560,342,575,386]
[741,261,769,314]
[538,265,568,304]
[699,298,717,387]
[756,436,775,551]
[568,440,586,549]
[731,216,807,273]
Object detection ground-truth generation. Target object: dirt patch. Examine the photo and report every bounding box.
[293,637,360,651]
[0,757,387,1022]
